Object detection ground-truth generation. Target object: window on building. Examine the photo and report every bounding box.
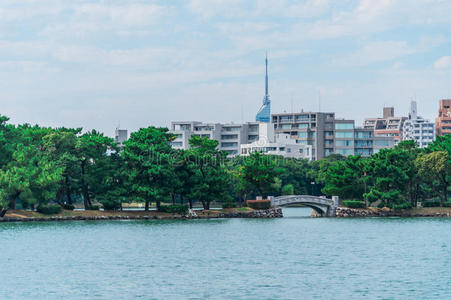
[297,123,309,129]
[355,131,373,138]
[221,142,238,147]
[222,127,240,132]
[335,123,354,130]
[248,125,259,132]
[355,149,372,156]
[296,115,309,121]
[280,116,293,122]
[221,134,238,140]
[248,135,258,141]
[336,149,354,156]
[325,131,334,136]
[335,132,354,138]
[336,140,352,146]
[171,142,183,147]
[354,140,372,147]
[298,132,308,138]
[374,140,391,147]
[325,148,333,156]
[281,124,291,129]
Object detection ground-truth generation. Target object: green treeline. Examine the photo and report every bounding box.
[0,114,450,213]
[323,137,451,208]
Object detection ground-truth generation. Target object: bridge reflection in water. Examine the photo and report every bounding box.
[269,195,338,217]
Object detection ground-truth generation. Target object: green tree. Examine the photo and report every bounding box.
[309,154,346,195]
[363,146,412,207]
[278,158,311,195]
[240,152,284,197]
[41,129,81,205]
[122,127,176,211]
[75,130,115,209]
[416,151,450,206]
[322,155,366,201]
[186,136,230,210]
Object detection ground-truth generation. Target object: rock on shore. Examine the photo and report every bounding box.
[336,207,451,217]
[213,207,283,219]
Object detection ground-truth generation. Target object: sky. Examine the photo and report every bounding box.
[1,0,450,136]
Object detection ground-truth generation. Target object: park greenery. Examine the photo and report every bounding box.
[0,114,450,215]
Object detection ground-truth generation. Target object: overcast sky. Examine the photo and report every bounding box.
[1,0,450,136]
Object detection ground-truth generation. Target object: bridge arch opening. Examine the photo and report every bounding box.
[270,195,338,217]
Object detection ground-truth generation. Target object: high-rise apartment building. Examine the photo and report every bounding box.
[272,112,333,160]
[436,99,451,136]
[363,107,407,144]
[402,101,435,148]
[272,112,394,160]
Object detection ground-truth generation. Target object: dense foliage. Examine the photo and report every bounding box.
[158,204,189,215]
[342,201,366,208]
[0,114,450,212]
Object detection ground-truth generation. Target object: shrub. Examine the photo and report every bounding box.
[343,201,366,208]
[37,204,62,215]
[101,199,121,211]
[281,184,294,196]
[86,204,101,211]
[422,201,441,207]
[246,200,271,210]
[63,204,75,210]
[443,202,451,207]
[222,202,237,209]
[391,203,412,210]
[158,204,189,215]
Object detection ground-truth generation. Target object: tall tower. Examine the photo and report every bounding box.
[256,54,271,123]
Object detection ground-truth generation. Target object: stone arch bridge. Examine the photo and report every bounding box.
[269,195,338,217]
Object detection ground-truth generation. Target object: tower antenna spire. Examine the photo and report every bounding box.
[255,52,271,123]
[265,52,268,97]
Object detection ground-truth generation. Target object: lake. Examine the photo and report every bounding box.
[1,207,450,299]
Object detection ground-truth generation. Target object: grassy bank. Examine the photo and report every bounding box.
[2,207,256,220]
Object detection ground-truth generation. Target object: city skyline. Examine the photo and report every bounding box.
[0,0,450,135]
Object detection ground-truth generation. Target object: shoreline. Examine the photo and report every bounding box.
[336,207,451,218]
[0,207,283,223]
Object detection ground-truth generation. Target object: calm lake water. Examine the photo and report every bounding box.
[1,207,451,299]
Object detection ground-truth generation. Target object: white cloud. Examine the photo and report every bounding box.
[333,40,412,67]
[434,56,451,69]
[73,3,167,27]
[187,0,246,18]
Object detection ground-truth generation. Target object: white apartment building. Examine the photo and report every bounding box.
[402,101,435,148]
[170,121,312,159]
[170,121,261,156]
[240,123,313,160]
